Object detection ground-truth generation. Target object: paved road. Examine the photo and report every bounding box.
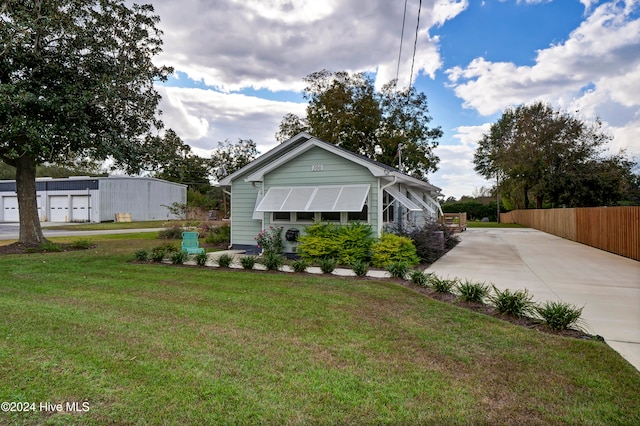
[0,223,164,240]
[428,228,640,371]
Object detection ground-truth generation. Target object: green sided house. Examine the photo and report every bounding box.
[217,132,443,255]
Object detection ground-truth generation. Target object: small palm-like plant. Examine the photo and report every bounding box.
[170,250,187,264]
[351,260,369,277]
[262,252,285,271]
[216,253,234,268]
[291,259,309,273]
[240,255,257,270]
[431,276,456,293]
[489,286,535,318]
[319,258,337,274]
[194,251,208,266]
[535,301,585,331]
[134,249,149,261]
[456,280,490,303]
[409,270,428,287]
[387,261,409,279]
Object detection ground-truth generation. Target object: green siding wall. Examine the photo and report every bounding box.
[263,147,380,251]
[230,179,263,248]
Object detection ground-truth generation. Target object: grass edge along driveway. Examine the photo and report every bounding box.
[1,236,639,425]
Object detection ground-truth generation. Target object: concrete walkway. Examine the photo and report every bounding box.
[427,228,640,371]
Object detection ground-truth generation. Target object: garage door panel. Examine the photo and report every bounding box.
[49,195,69,222]
[71,195,91,222]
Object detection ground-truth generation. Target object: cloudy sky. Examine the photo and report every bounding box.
[147,0,640,199]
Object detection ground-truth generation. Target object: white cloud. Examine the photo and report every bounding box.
[445,1,640,157]
[157,86,306,154]
[431,124,492,199]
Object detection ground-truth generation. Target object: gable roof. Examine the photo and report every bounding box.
[218,132,441,193]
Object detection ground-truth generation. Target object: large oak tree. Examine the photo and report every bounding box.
[474,102,636,208]
[277,70,442,179]
[0,0,172,245]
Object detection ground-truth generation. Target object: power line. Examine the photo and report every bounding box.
[408,0,422,91]
[395,0,409,87]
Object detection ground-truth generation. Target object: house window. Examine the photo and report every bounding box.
[295,212,315,222]
[320,212,341,222]
[272,212,291,222]
[383,192,395,223]
[347,203,368,222]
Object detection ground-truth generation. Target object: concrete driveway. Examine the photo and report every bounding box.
[427,228,640,371]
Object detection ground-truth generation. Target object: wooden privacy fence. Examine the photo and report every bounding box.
[500,207,640,261]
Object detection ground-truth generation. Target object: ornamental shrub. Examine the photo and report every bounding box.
[535,301,585,331]
[390,221,460,264]
[297,222,374,265]
[205,224,230,245]
[351,260,369,277]
[240,255,257,270]
[456,280,490,303]
[255,226,284,254]
[409,270,428,287]
[488,286,536,318]
[291,258,309,273]
[194,251,208,266]
[216,253,234,268]
[387,261,409,279]
[370,233,419,268]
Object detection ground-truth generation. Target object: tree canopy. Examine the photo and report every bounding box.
[0,0,172,244]
[276,70,442,179]
[210,138,259,179]
[474,102,637,208]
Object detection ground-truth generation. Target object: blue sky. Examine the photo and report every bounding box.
[150,0,640,198]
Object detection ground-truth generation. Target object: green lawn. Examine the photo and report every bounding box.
[1,236,639,425]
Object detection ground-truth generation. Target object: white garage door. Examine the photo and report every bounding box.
[2,196,44,222]
[49,195,69,222]
[71,195,91,222]
[2,196,19,222]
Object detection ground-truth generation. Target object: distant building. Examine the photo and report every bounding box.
[0,176,186,223]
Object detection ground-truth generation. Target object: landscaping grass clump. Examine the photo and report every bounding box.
[291,258,309,273]
[351,260,369,277]
[430,275,457,293]
[170,250,188,264]
[134,248,149,261]
[456,280,490,303]
[489,286,536,318]
[216,253,234,268]
[70,238,93,249]
[319,257,337,274]
[409,270,429,287]
[194,251,209,266]
[261,251,285,271]
[240,255,257,270]
[387,260,409,280]
[0,236,639,424]
[26,241,63,253]
[150,243,178,262]
[536,301,585,331]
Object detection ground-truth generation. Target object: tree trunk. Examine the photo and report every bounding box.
[523,184,530,209]
[15,155,47,245]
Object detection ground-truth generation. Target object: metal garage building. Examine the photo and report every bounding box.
[0,176,187,223]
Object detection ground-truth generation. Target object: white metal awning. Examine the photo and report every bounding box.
[255,184,370,212]
[407,189,437,215]
[384,187,422,212]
